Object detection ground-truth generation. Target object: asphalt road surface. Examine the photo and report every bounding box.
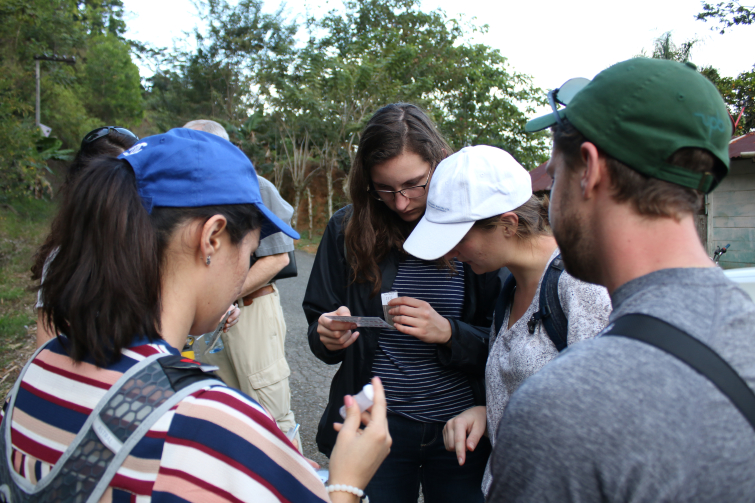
[277,249,337,468]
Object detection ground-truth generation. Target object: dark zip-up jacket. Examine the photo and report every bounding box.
[303,206,508,456]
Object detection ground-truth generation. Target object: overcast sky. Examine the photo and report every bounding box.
[122,0,753,94]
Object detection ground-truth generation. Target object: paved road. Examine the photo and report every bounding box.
[277,250,337,468]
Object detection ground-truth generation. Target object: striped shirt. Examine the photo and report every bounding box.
[372,257,475,423]
[1,337,328,503]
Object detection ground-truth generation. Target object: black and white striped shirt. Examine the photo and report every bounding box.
[372,256,475,423]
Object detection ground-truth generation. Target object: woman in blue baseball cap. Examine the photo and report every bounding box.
[3,128,390,503]
[304,104,506,503]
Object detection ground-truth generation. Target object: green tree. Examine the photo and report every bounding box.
[144,0,295,131]
[638,32,697,62]
[0,0,145,197]
[253,0,549,224]
[142,0,549,230]
[701,66,755,134]
[306,0,549,167]
[84,34,143,126]
[653,32,696,62]
[697,1,755,34]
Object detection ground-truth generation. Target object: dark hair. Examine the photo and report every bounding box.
[345,103,452,295]
[473,195,551,239]
[37,157,261,365]
[32,129,138,280]
[552,119,718,220]
[69,129,139,182]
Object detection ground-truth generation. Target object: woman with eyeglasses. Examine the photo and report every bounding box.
[303,103,506,503]
[32,126,140,346]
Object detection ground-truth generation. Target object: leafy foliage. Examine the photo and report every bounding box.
[697,1,755,34]
[645,32,697,62]
[144,0,296,132]
[701,66,755,134]
[0,82,50,201]
[0,0,143,198]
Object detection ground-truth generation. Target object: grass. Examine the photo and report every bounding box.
[295,230,322,253]
[0,197,55,398]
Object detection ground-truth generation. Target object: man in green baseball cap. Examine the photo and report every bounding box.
[486,58,755,501]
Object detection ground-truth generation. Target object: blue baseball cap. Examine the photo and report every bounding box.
[118,128,299,240]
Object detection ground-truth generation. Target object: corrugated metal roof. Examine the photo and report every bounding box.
[730,132,755,158]
[530,161,552,192]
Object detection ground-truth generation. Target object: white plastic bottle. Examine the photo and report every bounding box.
[339,383,374,419]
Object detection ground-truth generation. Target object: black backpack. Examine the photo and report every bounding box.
[493,254,568,351]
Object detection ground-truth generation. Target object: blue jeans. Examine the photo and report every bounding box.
[364,413,490,503]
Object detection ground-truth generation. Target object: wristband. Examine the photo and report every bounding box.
[325,484,369,502]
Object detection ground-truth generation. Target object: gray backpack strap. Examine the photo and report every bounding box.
[0,341,55,502]
[1,350,220,503]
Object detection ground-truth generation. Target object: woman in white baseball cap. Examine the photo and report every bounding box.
[403,145,612,498]
[304,104,507,503]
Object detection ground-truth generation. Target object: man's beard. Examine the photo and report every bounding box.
[552,203,602,286]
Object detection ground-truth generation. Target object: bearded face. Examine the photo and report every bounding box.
[547,149,602,286]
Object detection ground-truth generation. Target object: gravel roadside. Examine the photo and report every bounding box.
[277,249,337,469]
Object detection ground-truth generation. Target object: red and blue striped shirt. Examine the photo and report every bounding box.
[1,337,328,503]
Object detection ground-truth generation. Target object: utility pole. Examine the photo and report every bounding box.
[33,55,76,133]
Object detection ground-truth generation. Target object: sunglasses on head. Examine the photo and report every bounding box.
[81,126,139,149]
[547,78,591,127]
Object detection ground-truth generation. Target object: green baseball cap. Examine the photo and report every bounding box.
[526,58,732,193]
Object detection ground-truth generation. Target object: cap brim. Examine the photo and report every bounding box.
[525,108,566,132]
[256,203,300,240]
[404,216,475,261]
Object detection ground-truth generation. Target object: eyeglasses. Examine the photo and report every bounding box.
[547,77,591,127]
[368,169,432,201]
[81,126,139,149]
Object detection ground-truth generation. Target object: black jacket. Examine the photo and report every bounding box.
[303,206,508,456]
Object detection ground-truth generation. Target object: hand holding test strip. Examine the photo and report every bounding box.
[325,315,393,328]
[381,291,398,326]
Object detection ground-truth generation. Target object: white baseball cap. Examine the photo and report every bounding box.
[404,145,532,260]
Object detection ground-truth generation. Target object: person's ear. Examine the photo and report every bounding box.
[199,215,228,264]
[500,213,519,237]
[579,142,604,199]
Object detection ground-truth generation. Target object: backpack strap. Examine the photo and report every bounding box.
[1,349,223,503]
[528,254,568,352]
[493,274,517,338]
[604,313,755,433]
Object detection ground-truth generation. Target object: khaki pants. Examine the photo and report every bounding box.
[199,284,300,450]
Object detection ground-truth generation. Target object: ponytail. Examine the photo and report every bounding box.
[39,157,161,365]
